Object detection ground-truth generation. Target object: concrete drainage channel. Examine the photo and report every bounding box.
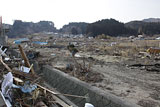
[11,50,140,107]
[36,65,140,107]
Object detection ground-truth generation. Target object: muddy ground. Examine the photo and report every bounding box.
[9,35,160,107]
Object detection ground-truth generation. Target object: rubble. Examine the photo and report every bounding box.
[127,63,160,72]
[6,34,160,107]
[0,44,87,107]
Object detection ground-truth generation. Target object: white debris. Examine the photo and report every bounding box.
[0,46,7,57]
[4,57,10,61]
[0,91,12,107]
[85,103,94,107]
[110,42,117,46]
[75,54,81,58]
[51,53,56,56]
[1,72,13,100]
[20,66,31,73]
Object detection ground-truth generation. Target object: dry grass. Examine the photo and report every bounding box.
[94,39,160,58]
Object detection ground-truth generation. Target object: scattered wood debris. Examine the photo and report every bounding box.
[0,45,87,107]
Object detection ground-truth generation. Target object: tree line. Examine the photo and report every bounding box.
[7,18,160,38]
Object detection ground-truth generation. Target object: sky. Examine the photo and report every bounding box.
[0,0,160,29]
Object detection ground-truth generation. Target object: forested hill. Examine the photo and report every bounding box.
[59,22,88,35]
[6,18,160,38]
[86,18,160,37]
[125,20,160,35]
[86,19,137,37]
[8,20,57,38]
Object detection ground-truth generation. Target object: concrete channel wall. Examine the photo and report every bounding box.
[38,65,140,107]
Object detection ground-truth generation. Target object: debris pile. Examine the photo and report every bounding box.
[0,45,87,107]
[127,63,160,72]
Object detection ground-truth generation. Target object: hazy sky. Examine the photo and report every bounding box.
[0,0,160,28]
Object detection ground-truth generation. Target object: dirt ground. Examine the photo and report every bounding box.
[9,35,160,107]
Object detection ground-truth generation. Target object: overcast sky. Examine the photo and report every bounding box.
[0,0,160,29]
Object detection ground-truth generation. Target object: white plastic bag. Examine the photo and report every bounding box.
[1,72,13,99]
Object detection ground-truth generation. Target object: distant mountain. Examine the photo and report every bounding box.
[142,18,160,23]
[59,22,89,35]
[8,20,57,38]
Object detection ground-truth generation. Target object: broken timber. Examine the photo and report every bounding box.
[0,50,85,107]
[0,56,12,72]
[36,84,87,99]
[18,45,35,75]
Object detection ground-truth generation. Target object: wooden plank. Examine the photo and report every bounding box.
[36,84,88,107]
[18,45,35,75]
[36,84,87,98]
[51,94,72,107]
[0,56,12,72]
[36,84,72,107]
[12,70,36,80]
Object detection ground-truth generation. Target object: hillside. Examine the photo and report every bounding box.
[59,22,88,35]
[5,18,160,38]
[86,19,136,37]
[8,20,57,38]
[86,18,160,37]
[125,20,160,35]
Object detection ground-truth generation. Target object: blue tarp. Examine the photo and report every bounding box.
[14,38,48,45]
[14,38,29,44]
[32,41,48,45]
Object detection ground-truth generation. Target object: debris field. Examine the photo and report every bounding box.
[0,44,86,107]
[6,34,160,107]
